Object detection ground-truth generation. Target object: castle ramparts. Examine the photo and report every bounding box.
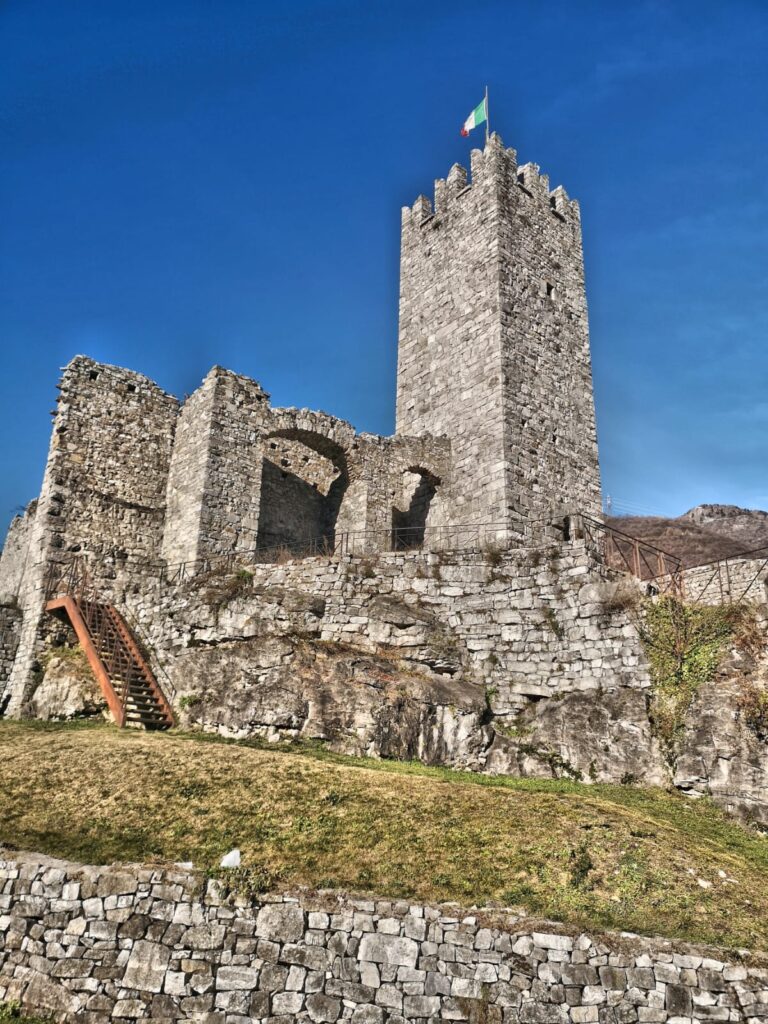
[1,135,766,827]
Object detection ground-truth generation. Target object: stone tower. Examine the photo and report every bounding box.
[396,134,602,535]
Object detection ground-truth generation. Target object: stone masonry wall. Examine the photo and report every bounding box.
[111,542,664,788]
[158,364,453,567]
[0,357,179,716]
[0,502,37,602]
[161,372,218,566]
[99,541,767,823]
[498,156,601,524]
[46,357,179,575]
[125,543,642,714]
[0,604,22,710]
[678,558,768,606]
[397,134,601,531]
[1,852,766,1024]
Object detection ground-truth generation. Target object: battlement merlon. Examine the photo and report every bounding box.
[400,132,581,230]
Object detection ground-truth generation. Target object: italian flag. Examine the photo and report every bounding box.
[461,97,487,137]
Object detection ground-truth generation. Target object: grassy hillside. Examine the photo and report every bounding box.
[1,721,767,951]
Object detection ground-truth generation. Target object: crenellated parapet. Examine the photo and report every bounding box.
[401,133,580,234]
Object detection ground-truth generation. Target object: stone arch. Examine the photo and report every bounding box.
[392,466,443,550]
[256,426,350,554]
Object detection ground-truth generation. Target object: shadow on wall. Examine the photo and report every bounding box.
[256,430,349,552]
[392,467,442,550]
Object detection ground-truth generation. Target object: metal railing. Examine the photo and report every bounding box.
[673,544,768,606]
[119,602,177,707]
[578,514,685,597]
[161,518,558,584]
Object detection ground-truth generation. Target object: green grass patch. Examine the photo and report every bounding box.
[0,1003,51,1024]
[0,720,767,950]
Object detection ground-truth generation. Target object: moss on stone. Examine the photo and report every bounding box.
[0,1003,51,1024]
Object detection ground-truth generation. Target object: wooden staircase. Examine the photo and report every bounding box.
[45,563,174,730]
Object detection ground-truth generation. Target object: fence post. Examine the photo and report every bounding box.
[632,540,641,579]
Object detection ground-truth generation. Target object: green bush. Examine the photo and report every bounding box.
[639,598,760,756]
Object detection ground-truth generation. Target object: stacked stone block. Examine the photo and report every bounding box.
[1,853,765,1023]
[126,544,643,717]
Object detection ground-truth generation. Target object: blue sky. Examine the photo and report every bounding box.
[1,0,767,533]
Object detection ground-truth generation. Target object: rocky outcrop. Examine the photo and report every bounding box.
[27,649,106,722]
[173,637,491,766]
[16,544,768,826]
[2,851,767,1023]
[486,686,667,786]
[675,640,768,827]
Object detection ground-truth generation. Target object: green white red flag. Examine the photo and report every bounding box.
[460,96,488,137]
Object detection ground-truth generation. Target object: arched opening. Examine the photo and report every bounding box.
[392,468,441,550]
[256,430,349,554]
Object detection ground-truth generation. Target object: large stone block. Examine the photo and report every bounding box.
[122,940,171,993]
[358,933,419,968]
[255,901,305,942]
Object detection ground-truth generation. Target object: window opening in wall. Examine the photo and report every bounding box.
[392,468,441,551]
[89,371,99,381]
[545,281,555,299]
[256,430,349,557]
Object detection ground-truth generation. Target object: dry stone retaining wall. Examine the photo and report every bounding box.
[1,853,766,1023]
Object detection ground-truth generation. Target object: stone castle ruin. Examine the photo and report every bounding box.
[1,134,766,822]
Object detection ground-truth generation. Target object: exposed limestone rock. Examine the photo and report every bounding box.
[28,649,106,721]
[486,687,667,786]
[676,668,768,827]
[173,636,490,766]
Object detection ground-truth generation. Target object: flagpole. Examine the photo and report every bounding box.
[485,85,489,143]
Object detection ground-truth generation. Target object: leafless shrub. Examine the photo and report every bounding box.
[596,579,642,614]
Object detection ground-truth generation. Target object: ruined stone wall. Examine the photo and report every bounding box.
[159,364,453,566]
[161,374,217,566]
[397,135,601,531]
[1,852,766,1024]
[0,357,179,715]
[0,503,37,601]
[0,605,22,710]
[45,357,179,575]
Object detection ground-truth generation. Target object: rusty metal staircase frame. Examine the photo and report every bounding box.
[44,560,174,730]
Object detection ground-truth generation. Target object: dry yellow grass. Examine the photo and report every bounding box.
[1,721,767,950]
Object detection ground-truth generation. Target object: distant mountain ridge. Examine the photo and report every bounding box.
[605,503,768,568]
